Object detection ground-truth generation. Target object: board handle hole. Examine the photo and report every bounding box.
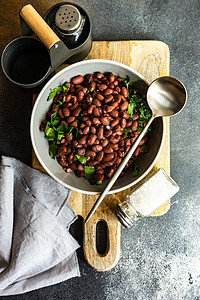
[96,220,108,255]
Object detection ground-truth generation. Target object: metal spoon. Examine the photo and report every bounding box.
[84,76,187,223]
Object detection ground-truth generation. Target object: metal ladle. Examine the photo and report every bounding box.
[84,76,187,223]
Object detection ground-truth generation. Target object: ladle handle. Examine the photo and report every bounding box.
[84,114,155,224]
[20,4,60,50]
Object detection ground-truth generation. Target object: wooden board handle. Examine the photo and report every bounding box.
[20,4,60,49]
[83,211,121,272]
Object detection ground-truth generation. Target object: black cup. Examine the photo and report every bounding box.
[1,36,51,88]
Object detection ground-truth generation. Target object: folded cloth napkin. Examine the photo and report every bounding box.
[0,156,80,296]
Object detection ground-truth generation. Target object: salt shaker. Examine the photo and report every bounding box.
[114,168,179,228]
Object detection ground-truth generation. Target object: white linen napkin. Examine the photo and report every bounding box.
[0,156,80,296]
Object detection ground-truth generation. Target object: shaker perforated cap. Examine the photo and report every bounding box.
[55,4,81,34]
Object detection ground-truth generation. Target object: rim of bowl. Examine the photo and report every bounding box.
[31,59,166,195]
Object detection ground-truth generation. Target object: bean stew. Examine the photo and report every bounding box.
[40,72,152,184]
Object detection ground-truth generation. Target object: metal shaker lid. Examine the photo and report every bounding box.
[114,206,136,228]
[55,4,81,34]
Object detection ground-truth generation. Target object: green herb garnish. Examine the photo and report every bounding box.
[122,127,131,137]
[96,180,102,185]
[49,141,58,159]
[140,144,150,153]
[47,83,69,101]
[132,165,139,177]
[84,166,95,179]
[74,155,88,164]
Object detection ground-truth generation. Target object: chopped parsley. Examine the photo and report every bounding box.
[140,144,150,153]
[132,165,139,177]
[122,127,131,137]
[74,155,88,164]
[84,166,95,179]
[47,83,69,101]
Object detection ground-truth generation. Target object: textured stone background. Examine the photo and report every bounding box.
[0,0,200,299]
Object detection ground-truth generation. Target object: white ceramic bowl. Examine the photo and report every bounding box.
[31,59,165,194]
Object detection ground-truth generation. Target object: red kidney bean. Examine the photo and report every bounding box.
[66,116,75,123]
[93,98,102,107]
[126,120,133,127]
[106,105,115,113]
[103,153,114,162]
[121,118,126,128]
[65,133,73,142]
[92,117,101,125]
[100,117,110,126]
[111,101,118,109]
[121,86,128,98]
[89,81,96,93]
[83,126,90,134]
[65,95,72,103]
[79,135,87,144]
[94,173,104,182]
[114,94,122,103]
[108,73,114,82]
[58,109,64,119]
[96,151,104,162]
[86,74,93,83]
[65,167,72,173]
[72,75,84,85]
[96,93,104,101]
[93,107,101,117]
[69,103,79,111]
[115,86,121,93]
[104,129,112,137]
[98,84,107,91]
[104,89,113,97]
[133,114,140,120]
[131,120,138,131]
[87,160,98,166]
[96,72,104,79]
[96,168,104,174]
[52,104,59,113]
[109,110,119,118]
[104,95,114,104]
[110,119,119,127]
[76,148,85,156]
[121,111,129,119]
[85,120,92,127]
[70,162,78,170]
[134,146,141,156]
[63,107,70,118]
[88,104,96,114]
[89,126,96,134]
[107,167,115,179]
[68,153,74,164]
[115,157,122,165]
[101,138,109,147]
[138,138,146,146]
[77,91,84,102]
[109,134,121,144]
[60,120,68,127]
[87,134,97,145]
[91,145,103,152]
[77,164,84,171]
[72,107,82,117]
[86,149,96,158]
[104,145,113,153]
[71,121,78,127]
[120,101,129,111]
[110,143,118,150]
[57,145,67,156]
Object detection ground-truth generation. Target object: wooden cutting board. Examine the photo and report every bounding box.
[32,40,170,272]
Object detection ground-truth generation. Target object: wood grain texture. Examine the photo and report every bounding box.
[32,40,170,271]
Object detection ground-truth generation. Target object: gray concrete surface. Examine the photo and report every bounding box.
[0,0,200,299]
